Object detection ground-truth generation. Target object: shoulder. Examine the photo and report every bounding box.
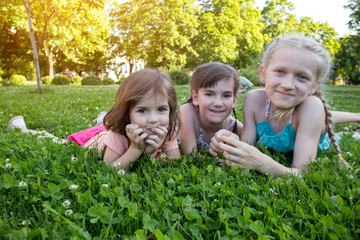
[243,89,267,111]
[297,95,325,115]
[179,103,198,120]
[295,95,326,129]
[244,89,267,104]
[180,102,196,112]
[103,131,130,156]
[104,131,128,145]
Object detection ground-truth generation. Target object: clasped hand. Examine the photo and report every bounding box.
[126,124,167,155]
[209,129,263,170]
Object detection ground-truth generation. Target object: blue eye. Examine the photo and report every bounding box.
[158,107,168,112]
[138,109,147,113]
[299,75,309,81]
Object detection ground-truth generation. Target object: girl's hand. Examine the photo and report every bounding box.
[210,129,240,156]
[126,124,148,150]
[211,134,264,170]
[144,126,168,156]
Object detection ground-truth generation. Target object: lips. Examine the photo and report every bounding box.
[276,91,294,97]
[209,109,225,114]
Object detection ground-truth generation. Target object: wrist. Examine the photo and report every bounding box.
[147,147,162,159]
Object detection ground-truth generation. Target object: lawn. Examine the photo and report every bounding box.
[0,84,359,239]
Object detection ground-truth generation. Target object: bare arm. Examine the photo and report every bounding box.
[103,144,143,171]
[179,103,198,154]
[210,96,326,178]
[240,90,262,145]
[330,111,360,125]
[103,124,148,170]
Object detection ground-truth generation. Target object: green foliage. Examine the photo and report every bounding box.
[116,76,126,84]
[0,85,360,238]
[169,70,190,85]
[8,74,27,85]
[52,74,70,85]
[81,75,102,85]
[333,36,360,84]
[42,76,53,85]
[239,67,260,86]
[70,76,82,85]
[102,77,115,85]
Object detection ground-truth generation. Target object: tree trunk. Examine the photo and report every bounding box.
[23,0,42,92]
[6,57,11,79]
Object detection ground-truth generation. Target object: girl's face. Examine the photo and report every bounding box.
[129,93,170,135]
[260,47,320,110]
[192,78,237,125]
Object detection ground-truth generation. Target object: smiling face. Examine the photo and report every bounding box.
[129,93,170,135]
[192,78,237,125]
[260,47,320,111]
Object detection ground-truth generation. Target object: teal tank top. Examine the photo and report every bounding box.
[256,99,331,153]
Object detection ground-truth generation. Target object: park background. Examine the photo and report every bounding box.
[1,0,360,239]
[1,0,360,88]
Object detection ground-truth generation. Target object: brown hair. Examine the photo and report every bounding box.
[186,62,240,134]
[104,68,179,139]
[262,36,348,168]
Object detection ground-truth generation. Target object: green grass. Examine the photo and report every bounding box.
[0,85,359,239]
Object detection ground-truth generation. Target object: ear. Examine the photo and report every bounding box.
[310,82,320,95]
[191,90,199,105]
[259,65,266,84]
[233,93,238,107]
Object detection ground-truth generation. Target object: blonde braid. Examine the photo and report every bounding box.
[314,90,350,168]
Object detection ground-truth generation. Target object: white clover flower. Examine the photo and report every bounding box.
[65,209,73,216]
[62,200,71,208]
[5,158,10,162]
[6,163,11,168]
[19,182,27,187]
[113,162,122,168]
[214,182,221,187]
[69,184,78,191]
[213,199,218,202]
[102,184,109,188]
[347,174,354,179]
[21,220,30,225]
[117,169,125,175]
[71,157,78,162]
[344,127,349,131]
[269,187,278,196]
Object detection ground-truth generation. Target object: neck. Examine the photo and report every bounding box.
[199,117,227,133]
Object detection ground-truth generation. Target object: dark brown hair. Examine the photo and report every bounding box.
[104,69,179,139]
[188,62,240,100]
[186,62,240,134]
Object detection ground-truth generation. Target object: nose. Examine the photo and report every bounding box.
[213,95,223,107]
[281,75,295,89]
[147,111,158,123]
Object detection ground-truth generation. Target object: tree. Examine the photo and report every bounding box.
[110,0,199,69]
[333,0,360,84]
[345,0,360,33]
[26,0,110,77]
[22,0,42,91]
[296,17,340,57]
[260,0,297,39]
[333,35,360,84]
[0,2,31,79]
